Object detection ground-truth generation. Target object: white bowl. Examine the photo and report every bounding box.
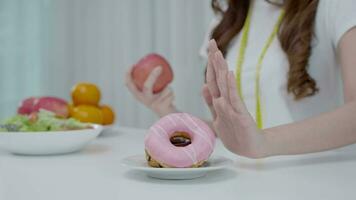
[122,154,233,180]
[0,125,103,155]
[100,124,116,135]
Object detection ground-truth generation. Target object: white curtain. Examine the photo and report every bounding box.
[0,0,52,120]
[0,0,214,128]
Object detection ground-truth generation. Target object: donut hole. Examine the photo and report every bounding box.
[170,132,192,147]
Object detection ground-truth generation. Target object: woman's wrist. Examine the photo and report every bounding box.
[241,129,280,159]
[261,128,282,158]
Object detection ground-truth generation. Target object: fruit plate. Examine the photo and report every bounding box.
[0,125,103,155]
[121,154,233,180]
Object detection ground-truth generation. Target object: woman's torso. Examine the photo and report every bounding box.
[220,0,344,128]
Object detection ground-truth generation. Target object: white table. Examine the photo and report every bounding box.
[0,127,356,200]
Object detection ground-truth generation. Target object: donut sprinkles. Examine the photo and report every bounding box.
[144,113,216,168]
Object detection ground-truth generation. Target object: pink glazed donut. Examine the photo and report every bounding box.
[144,113,216,168]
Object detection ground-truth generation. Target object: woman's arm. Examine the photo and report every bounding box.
[205,27,356,158]
[265,101,356,156]
[264,27,356,156]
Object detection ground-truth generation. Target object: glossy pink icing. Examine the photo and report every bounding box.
[144,113,216,168]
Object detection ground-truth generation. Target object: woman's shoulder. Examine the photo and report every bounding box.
[316,0,356,48]
[318,0,356,15]
[317,0,356,20]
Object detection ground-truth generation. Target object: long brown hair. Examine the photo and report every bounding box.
[211,0,319,99]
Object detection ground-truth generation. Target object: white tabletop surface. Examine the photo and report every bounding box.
[0,126,356,200]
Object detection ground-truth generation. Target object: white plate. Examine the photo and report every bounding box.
[0,125,103,155]
[122,154,233,180]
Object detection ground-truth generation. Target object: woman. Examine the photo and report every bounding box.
[126,0,356,158]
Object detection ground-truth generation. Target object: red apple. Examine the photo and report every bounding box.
[131,53,173,93]
[17,97,38,115]
[33,97,69,118]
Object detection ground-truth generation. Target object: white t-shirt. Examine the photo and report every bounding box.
[200,0,356,128]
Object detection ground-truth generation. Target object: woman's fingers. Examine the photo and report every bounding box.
[142,66,162,96]
[157,87,173,102]
[202,84,217,119]
[208,39,219,54]
[207,40,220,98]
[160,94,174,108]
[213,51,229,101]
[228,71,246,113]
[202,84,213,105]
[227,71,239,112]
[213,71,247,115]
[207,55,220,98]
[212,97,230,120]
[152,88,174,113]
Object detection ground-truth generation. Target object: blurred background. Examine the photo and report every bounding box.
[0,0,214,128]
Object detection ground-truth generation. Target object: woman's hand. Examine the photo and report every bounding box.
[125,66,178,117]
[202,84,216,120]
[204,40,270,158]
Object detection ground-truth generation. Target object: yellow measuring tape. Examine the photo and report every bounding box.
[236,5,285,129]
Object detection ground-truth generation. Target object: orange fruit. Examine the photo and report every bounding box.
[68,103,75,117]
[71,83,101,106]
[71,105,103,124]
[101,105,115,125]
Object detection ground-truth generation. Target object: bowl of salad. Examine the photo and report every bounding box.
[0,110,103,155]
